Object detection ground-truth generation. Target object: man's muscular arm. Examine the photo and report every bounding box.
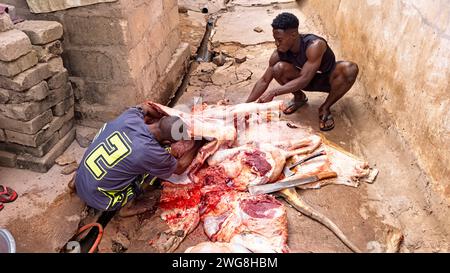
[245,50,279,103]
[258,40,327,103]
[173,141,202,175]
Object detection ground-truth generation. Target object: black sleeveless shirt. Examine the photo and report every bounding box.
[278,34,336,74]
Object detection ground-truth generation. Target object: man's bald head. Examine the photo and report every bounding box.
[158,116,189,143]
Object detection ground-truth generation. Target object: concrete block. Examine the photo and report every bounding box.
[66,50,113,80]
[0,50,38,77]
[5,129,39,147]
[65,15,127,46]
[6,81,50,104]
[0,150,17,168]
[5,108,74,147]
[0,13,13,33]
[0,131,60,157]
[15,20,63,45]
[0,29,32,62]
[0,129,5,142]
[47,69,68,89]
[59,119,74,139]
[47,56,65,74]
[0,109,53,135]
[52,96,74,116]
[0,82,71,121]
[16,127,75,173]
[32,40,63,63]
[0,63,52,92]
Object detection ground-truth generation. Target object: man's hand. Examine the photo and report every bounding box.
[246,50,279,103]
[257,90,277,103]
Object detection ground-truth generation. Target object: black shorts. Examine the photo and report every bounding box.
[299,63,336,92]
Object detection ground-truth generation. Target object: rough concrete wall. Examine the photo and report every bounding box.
[4,0,187,128]
[303,0,450,201]
[125,0,182,103]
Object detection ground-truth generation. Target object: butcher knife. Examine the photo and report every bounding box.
[248,171,337,195]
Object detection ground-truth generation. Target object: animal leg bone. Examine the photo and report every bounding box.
[278,188,362,253]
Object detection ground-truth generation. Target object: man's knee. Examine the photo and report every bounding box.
[273,61,294,81]
[336,61,359,84]
[344,62,359,82]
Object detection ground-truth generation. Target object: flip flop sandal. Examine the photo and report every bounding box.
[0,185,18,203]
[320,114,335,131]
[283,97,308,115]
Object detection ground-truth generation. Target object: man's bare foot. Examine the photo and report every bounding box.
[119,206,151,218]
[118,198,155,218]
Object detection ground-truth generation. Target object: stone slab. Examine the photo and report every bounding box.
[26,0,118,14]
[0,109,53,135]
[4,81,50,104]
[0,82,71,121]
[15,20,63,45]
[0,63,52,92]
[33,40,63,63]
[0,29,32,62]
[47,69,68,89]
[47,57,65,74]
[0,131,60,158]
[5,108,74,147]
[16,127,75,173]
[0,50,38,78]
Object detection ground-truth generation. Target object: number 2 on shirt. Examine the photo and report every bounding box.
[84,131,132,180]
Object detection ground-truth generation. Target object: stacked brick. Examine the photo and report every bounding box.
[0,13,75,172]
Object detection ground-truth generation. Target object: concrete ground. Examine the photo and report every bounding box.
[0,141,86,252]
[1,0,448,253]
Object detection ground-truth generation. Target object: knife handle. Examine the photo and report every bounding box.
[317,171,338,180]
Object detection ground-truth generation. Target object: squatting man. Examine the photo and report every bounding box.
[246,12,359,131]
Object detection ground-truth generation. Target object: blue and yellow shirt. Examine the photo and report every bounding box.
[75,107,177,211]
